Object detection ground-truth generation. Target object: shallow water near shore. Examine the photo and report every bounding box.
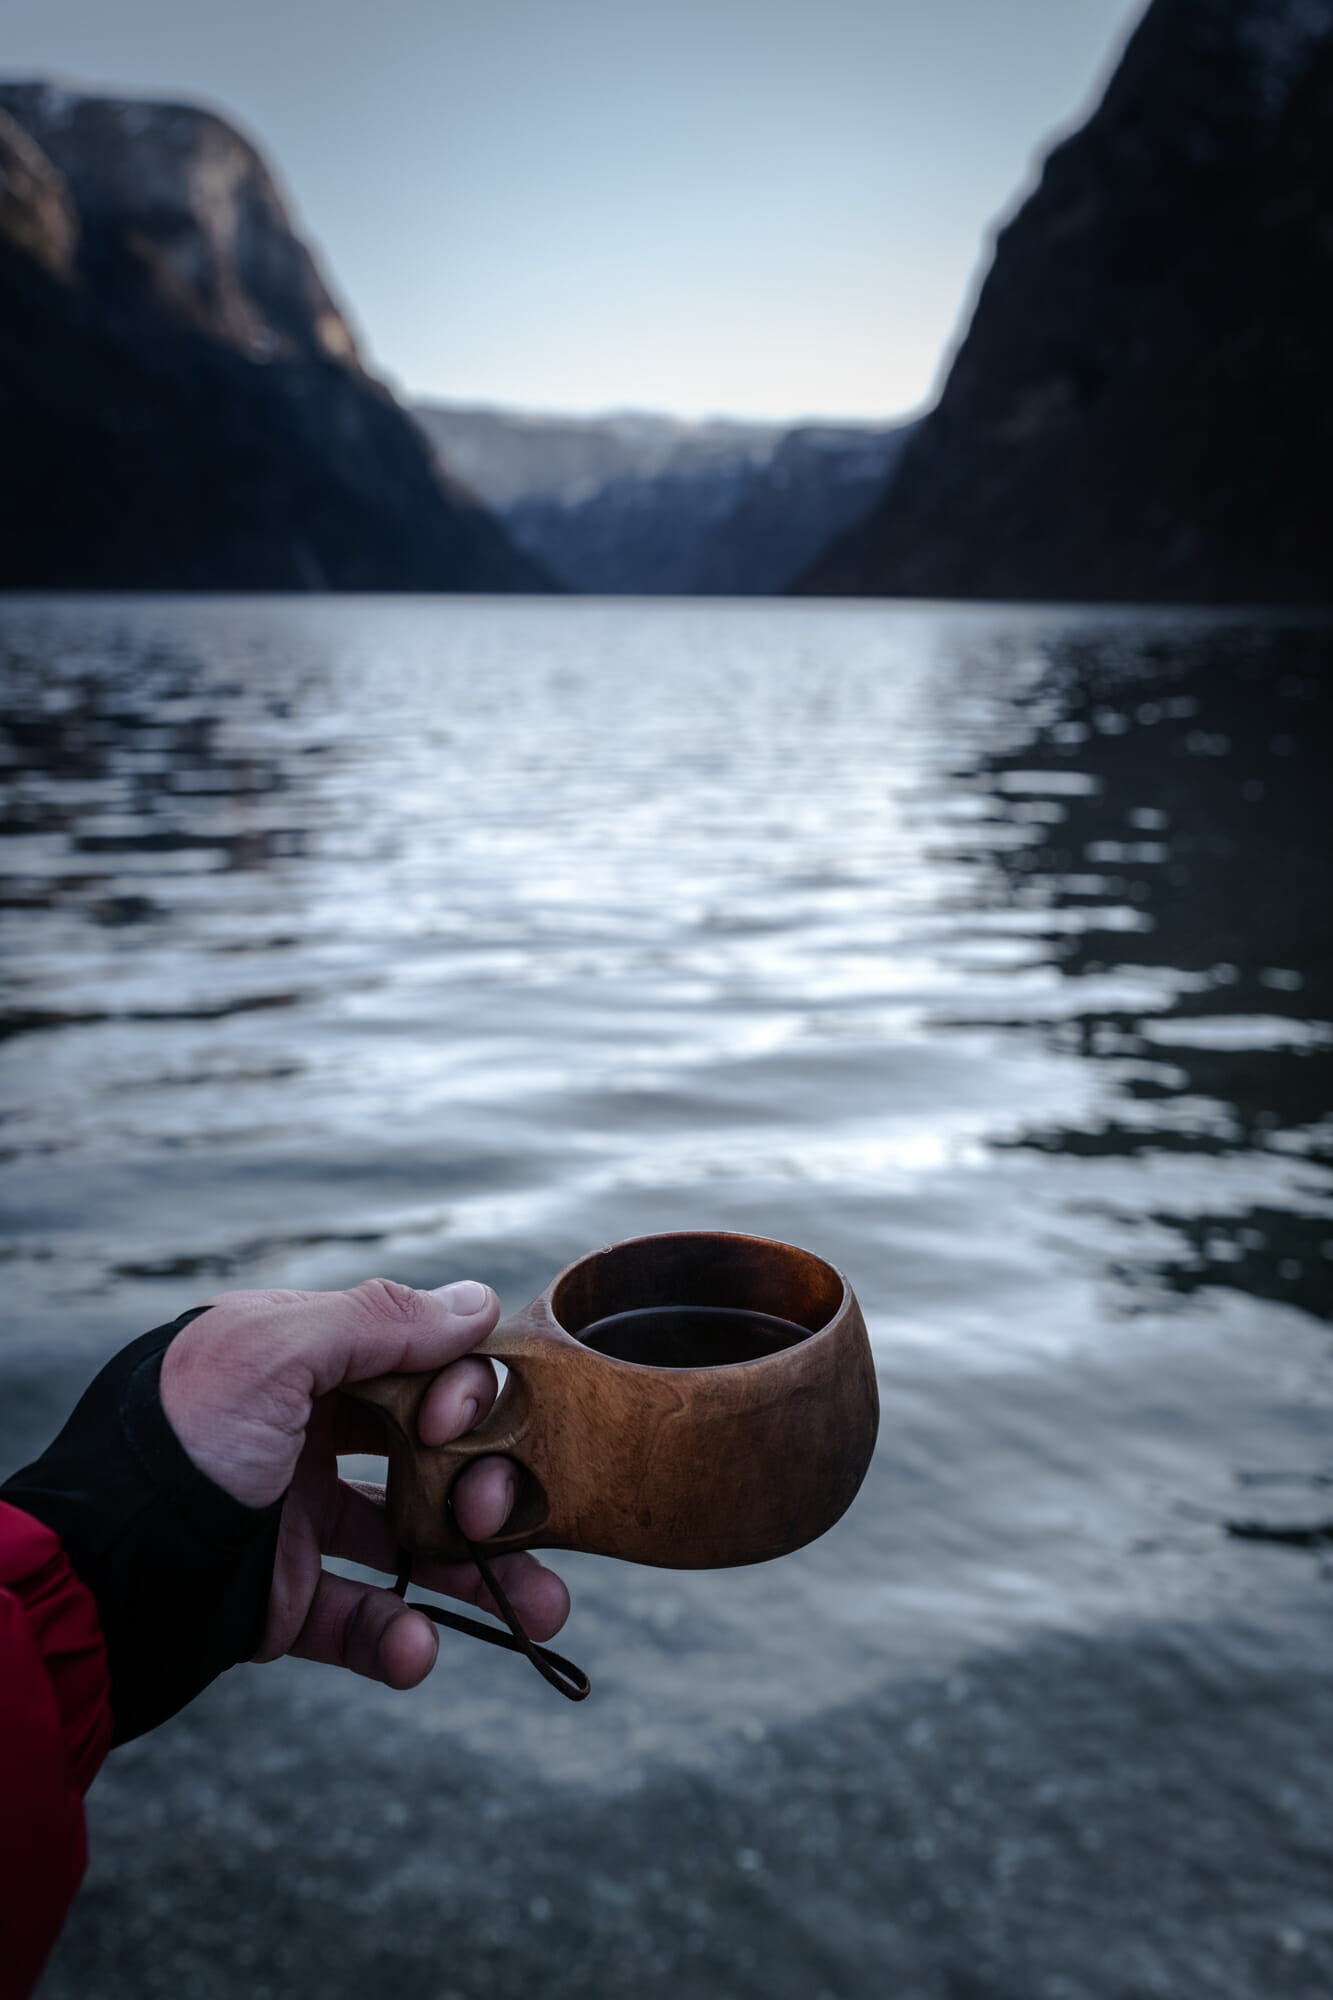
[2,596,1331,1995]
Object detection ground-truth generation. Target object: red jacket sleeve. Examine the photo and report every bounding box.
[0,1499,113,2000]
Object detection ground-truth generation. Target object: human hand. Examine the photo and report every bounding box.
[159,1277,569,1691]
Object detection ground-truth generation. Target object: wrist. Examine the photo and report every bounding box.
[0,1312,284,1742]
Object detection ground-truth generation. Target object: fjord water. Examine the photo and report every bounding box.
[4,599,1332,1995]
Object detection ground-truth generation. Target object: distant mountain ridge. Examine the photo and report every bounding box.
[0,82,546,591]
[413,405,786,509]
[415,402,915,594]
[805,0,1333,605]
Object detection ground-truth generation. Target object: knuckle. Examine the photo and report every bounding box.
[343,1589,385,1673]
[350,1276,425,1326]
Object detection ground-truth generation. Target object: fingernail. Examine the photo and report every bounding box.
[459,1396,479,1434]
[502,1471,516,1519]
[439,1279,488,1315]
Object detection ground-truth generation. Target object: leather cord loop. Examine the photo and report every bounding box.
[392,1518,590,1703]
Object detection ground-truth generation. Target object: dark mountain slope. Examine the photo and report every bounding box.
[804,0,1333,605]
[689,423,917,595]
[0,84,547,591]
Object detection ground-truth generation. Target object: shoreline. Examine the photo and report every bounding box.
[38,1600,1333,1999]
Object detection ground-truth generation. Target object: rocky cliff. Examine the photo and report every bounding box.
[688,423,917,595]
[804,0,1333,605]
[0,83,547,591]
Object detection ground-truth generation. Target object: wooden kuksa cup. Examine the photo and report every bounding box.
[348,1230,879,1570]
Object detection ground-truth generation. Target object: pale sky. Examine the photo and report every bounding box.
[3,0,1148,421]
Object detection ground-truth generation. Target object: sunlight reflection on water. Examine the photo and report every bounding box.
[2,596,1327,1346]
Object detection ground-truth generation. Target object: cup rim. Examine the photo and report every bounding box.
[543,1227,851,1375]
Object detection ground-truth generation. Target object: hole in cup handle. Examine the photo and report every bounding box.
[343,1366,523,1482]
[343,1317,545,1443]
[342,1318,554,1556]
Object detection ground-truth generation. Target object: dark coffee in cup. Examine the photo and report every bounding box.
[577,1303,810,1368]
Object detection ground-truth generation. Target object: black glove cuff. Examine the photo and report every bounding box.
[1,1309,284,1744]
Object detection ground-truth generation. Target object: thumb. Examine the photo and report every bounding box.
[304,1277,501,1397]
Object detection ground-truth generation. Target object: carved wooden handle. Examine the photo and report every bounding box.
[344,1317,563,1560]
